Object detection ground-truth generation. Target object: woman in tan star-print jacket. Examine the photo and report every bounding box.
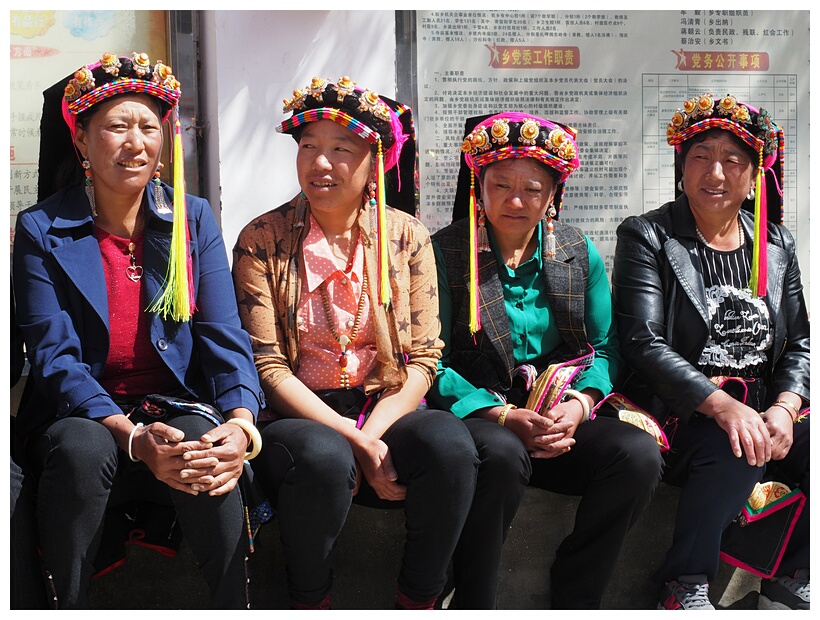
[231,75,478,610]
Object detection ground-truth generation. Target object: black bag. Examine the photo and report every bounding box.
[314,388,381,428]
[719,481,807,578]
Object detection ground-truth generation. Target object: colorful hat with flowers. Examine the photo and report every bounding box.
[61,51,181,138]
[59,52,192,322]
[456,112,582,334]
[667,92,785,297]
[462,112,580,183]
[277,76,416,308]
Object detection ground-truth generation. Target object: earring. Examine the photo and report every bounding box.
[545,205,557,259]
[368,181,377,208]
[677,180,684,192]
[82,158,97,218]
[747,187,755,201]
[293,191,307,228]
[476,201,490,252]
[153,163,171,213]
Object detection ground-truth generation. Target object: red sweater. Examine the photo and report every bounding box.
[94,227,177,398]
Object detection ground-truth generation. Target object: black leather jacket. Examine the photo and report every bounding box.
[612,195,810,425]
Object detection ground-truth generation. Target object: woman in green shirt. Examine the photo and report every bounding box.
[427,112,664,609]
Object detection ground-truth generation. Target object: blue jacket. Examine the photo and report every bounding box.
[13,182,265,437]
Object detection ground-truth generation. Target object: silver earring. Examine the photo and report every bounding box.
[747,187,755,201]
[476,201,490,253]
[677,180,684,192]
[82,158,97,218]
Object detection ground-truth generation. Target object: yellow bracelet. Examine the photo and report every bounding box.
[772,400,801,423]
[226,418,263,460]
[497,403,516,426]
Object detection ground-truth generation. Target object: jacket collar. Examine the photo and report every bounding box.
[470,219,585,381]
[49,183,177,332]
[665,196,788,326]
[50,183,175,231]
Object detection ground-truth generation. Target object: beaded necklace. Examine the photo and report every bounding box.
[319,272,369,388]
[695,216,745,249]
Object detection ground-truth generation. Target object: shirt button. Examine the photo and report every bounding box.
[296,316,304,326]
[515,301,524,310]
[59,401,71,415]
[519,334,526,342]
[341,277,349,285]
[157,338,168,351]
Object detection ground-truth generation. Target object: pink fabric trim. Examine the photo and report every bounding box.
[719,491,806,578]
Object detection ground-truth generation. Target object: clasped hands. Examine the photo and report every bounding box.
[129,412,252,497]
[350,433,406,502]
[713,398,795,466]
[501,399,586,459]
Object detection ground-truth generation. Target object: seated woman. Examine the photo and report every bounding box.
[426,112,664,609]
[12,53,264,609]
[612,93,809,610]
[232,76,478,610]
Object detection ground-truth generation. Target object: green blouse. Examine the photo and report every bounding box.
[429,221,621,418]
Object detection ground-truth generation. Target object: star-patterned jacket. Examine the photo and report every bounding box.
[232,194,443,406]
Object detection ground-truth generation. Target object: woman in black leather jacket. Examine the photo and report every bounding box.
[612,93,809,610]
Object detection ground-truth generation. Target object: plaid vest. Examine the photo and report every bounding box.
[434,218,589,392]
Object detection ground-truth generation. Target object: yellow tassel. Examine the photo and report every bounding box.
[376,141,391,308]
[149,115,193,322]
[748,156,764,297]
[468,170,480,335]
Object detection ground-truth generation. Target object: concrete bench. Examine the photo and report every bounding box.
[87,483,761,609]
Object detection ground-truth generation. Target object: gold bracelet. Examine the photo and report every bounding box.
[497,403,516,426]
[772,400,801,423]
[226,418,263,460]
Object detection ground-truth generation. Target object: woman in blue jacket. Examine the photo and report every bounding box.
[12,52,264,609]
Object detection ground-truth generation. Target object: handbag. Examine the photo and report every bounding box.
[314,387,381,429]
[126,394,273,553]
[523,347,595,415]
[519,347,670,451]
[128,393,224,427]
[591,392,671,452]
[720,480,807,578]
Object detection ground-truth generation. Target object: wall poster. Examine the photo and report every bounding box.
[415,10,810,300]
[9,10,168,251]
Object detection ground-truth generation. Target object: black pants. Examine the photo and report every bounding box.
[252,408,479,607]
[27,415,249,609]
[655,414,810,584]
[453,415,664,609]
[11,428,48,609]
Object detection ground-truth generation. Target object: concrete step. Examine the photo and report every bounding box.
[88,484,761,609]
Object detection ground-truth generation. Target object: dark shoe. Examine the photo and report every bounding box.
[658,575,715,610]
[759,569,810,610]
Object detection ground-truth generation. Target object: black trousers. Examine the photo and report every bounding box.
[251,408,479,607]
[11,428,48,609]
[27,415,249,609]
[655,414,810,584]
[453,415,664,609]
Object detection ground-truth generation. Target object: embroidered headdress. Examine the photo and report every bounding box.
[667,92,785,297]
[277,76,416,308]
[454,112,581,334]
[54,52,193,321]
